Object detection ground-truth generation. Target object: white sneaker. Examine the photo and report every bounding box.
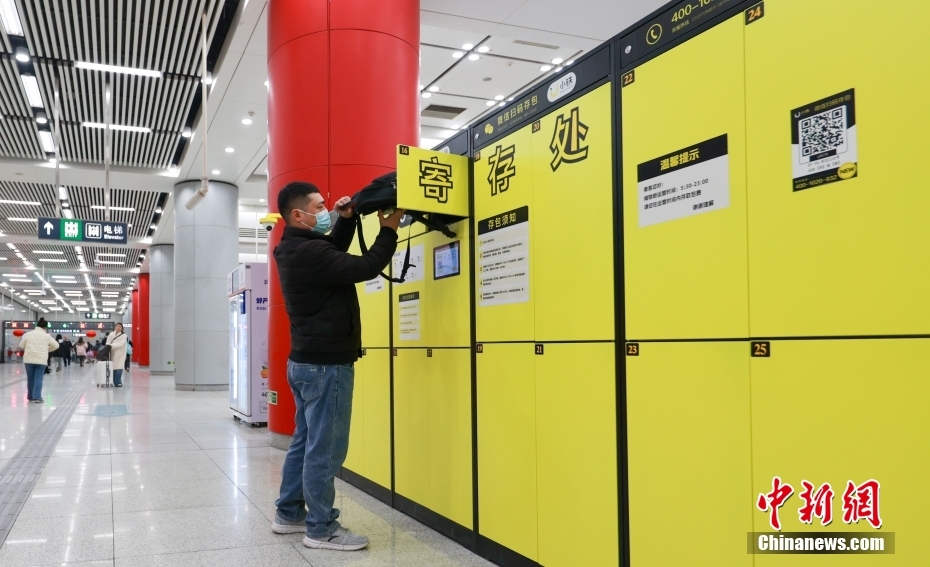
[303,527,370,551]
[272,515,306,534]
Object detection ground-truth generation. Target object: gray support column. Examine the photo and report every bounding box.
[149,244,175,375]
[173,181,239,390]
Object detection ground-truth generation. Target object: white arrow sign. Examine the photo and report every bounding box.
[43,221,54,235]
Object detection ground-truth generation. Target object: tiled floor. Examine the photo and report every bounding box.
[0,362,494,567]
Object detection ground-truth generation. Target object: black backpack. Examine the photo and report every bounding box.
[351,172,458,283]
[96,344,112,361]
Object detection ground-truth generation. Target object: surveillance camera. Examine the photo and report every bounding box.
[259,213,282,232]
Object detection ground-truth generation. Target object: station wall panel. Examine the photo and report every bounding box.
[393,348,474,529]
[361,349,392,488]
[536,342,618,567]
[475,127,536,343]
[427,349,473,528]
[422,220,471,348]
[343,355,365,474]
[626,341,752,566]
[621,14,749,340]
[531,84,615,342]
[393,349,430,506]
[476,343,538,561]
[750,339,930,566]
[744,1,930,337]
[343,349,392,490]
[352,214,391,348]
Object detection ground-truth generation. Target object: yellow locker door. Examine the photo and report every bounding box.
[354,213,391,348]
[474,126,535,343]
[476,343,537,561]
[392,233,429,348]
[362,349,392,489]
[536,343,618,567]
[621,14,749,340]
[626,341,752,566]
[393,348,430,506]
[744,2,930,337]
[343,351,365,475]
[423,220,471,347]
[751,339,930,566]
[532,84,615,342]
[427,349,473,528]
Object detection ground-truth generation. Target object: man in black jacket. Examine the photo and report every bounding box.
[271,181,402,551]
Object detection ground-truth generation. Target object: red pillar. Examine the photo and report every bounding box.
[131,289,139,340]
[266,0,419,438]
[137,274,150,367]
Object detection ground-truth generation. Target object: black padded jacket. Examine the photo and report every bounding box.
[274,216,397,365]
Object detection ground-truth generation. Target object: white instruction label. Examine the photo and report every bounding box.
[398,292,420,341]
[477,207,530,306]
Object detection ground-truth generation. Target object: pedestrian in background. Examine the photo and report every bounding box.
[51,334,64,372]
[106,324,128,387]
[19,318,59,403]
[125,339,133,372]
[60,336,73,368]
[75,338,87,367]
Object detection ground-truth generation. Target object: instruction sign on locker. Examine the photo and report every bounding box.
[637,134,729,226]
[475,125,534,342]
[396,145,469,217]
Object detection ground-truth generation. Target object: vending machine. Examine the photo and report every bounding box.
[227,263,269,425]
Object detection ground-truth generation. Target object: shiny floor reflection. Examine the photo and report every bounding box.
[0,363,494,567]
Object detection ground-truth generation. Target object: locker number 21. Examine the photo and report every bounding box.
[751,341,770,357]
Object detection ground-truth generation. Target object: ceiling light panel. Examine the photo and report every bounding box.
[6,1,230,168]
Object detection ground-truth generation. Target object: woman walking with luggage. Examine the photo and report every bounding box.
[19,318,60,403]
[75,338,87,366]
[106,324,129,387]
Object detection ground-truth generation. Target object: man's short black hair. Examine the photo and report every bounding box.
[278,182,321,224]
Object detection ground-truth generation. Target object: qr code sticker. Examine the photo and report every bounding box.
[799,107,847,160]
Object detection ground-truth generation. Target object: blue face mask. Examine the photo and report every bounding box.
[298,208,332,234]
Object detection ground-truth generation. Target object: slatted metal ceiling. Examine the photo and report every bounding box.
[0,181,166,239]
[0,0,228,168]
[10,243,144,270]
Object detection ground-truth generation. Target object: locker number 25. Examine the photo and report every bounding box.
[751,341,770,357]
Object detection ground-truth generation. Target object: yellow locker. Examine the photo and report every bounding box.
[532,84,615,342]
[393,348,430,505]
[343,351,365,474]
[626,341,752,566]
[621,14,749,340]
[751,339,930,566]
[362,348,392,489]
[477,343,537,560]
[391,237,429,348]
[475,126,535,343]
[536,343,618,567]
[423,220,471,348]
[744,2,930,337]
[427,349,473,528]
[353,214,391,348]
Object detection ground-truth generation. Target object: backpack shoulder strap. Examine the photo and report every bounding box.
[355,214,414,283]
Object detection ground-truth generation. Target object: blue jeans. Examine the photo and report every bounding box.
[24,363,45,400]
[276,361,355,537]
[112,368,123,386]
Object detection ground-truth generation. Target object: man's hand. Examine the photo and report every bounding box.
[335,196,355,218]
[379,208,406,232]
